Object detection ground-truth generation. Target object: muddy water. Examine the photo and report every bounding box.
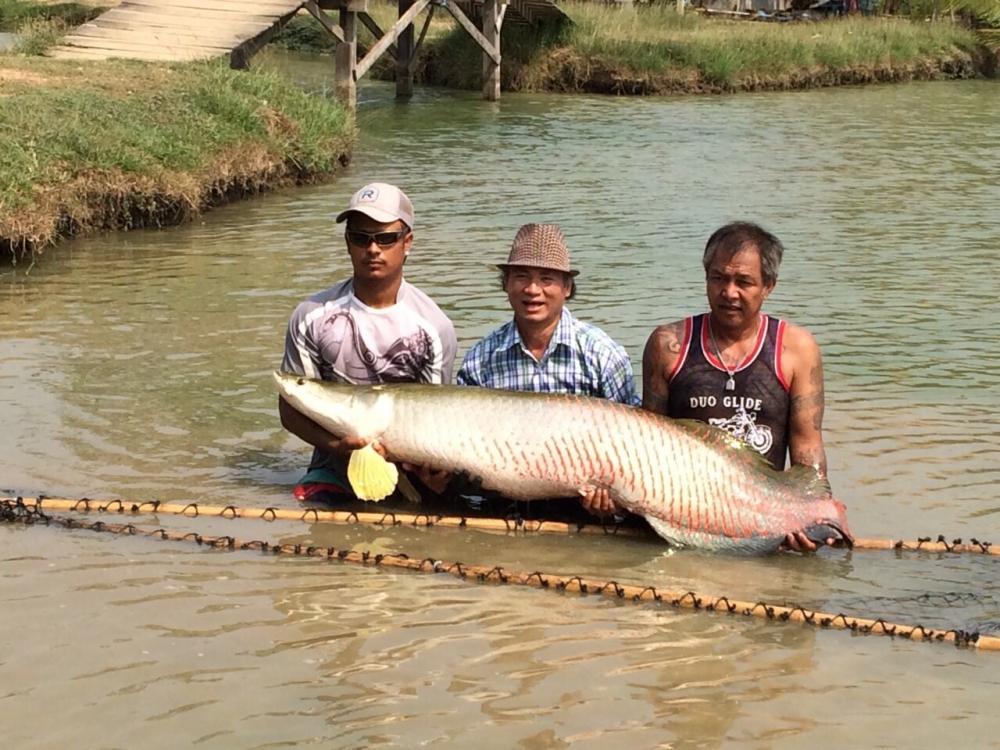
[2,63,999,748]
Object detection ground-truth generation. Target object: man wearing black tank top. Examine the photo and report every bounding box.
[641,222,830,552]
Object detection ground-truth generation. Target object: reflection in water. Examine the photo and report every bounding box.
[2,65,999,746]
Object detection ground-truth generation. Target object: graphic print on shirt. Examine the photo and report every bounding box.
[666,314,790,469]
[708,409,773,455]
[320,310,436,383]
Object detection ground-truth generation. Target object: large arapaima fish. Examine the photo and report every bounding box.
[274,372,853,554]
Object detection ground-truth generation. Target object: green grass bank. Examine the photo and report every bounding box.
[0,0,103,30]
[0,57,353,261]
[417,5,995,94]
[274,3,995,94]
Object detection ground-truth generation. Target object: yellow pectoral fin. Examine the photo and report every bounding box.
[347,444,399,502]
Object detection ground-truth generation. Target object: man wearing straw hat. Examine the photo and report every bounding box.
[457,223,638,517]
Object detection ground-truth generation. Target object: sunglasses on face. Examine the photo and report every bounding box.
[345,229,410,248]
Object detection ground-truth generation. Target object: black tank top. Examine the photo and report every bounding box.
[667,314,791,469]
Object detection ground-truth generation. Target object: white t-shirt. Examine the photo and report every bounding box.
[281,277,456,474]
[282,277,456,385]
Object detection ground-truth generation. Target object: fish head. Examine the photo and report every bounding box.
[803,496,855,549]
[273,371,393,441]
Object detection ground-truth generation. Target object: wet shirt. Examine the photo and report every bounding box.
[456,307,640,406]
[281,277,457,472]
[667,313,790,469]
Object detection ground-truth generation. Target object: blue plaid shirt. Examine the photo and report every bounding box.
[456,308,640,406]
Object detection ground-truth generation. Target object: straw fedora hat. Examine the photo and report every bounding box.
[497,223,579,277]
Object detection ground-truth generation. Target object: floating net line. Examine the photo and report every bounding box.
[2,497,996,652]
[7,495,997,556]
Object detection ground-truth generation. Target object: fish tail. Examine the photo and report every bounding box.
[347,444,399,501]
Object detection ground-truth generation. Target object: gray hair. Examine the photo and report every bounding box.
[702,222,784,287]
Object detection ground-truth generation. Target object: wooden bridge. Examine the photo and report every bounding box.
[49,0,570,106]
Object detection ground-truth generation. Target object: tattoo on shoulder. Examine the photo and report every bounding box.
[650,324,681,355]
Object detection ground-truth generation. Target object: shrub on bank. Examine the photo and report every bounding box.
[265,2,990,91]
[0,58,354,259]
[0,0,104,30]
[415,3,989,92]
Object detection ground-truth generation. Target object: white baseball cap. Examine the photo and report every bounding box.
[335,182,414,229]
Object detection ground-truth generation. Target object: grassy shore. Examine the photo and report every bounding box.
[272,2,994,93]
[423,5,994,94]
[0,57,353,261]
[0,0,103,29]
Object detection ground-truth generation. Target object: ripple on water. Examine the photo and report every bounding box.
[2,75,1000,748]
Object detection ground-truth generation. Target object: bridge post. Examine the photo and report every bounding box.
[396,0,414,99]
[482,0,501,101]
[335,7,358,111]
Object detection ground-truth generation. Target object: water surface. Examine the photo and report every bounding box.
[2,62,999,748]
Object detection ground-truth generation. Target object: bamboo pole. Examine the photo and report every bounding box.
[5,504,997,652]
[7,496,997,556]
[12,496,651,538]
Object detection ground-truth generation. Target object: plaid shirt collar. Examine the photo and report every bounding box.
[500,307,575,362]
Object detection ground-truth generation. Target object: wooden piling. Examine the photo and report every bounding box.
[335,5,358,111]
[396,0,414,98]
[482,0,501,101]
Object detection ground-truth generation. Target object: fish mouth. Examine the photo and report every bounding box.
[804,519,855,549]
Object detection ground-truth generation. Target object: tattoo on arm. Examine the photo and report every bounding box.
[790,365,825,428]
[642,324,682,415]
[789,352,827,475]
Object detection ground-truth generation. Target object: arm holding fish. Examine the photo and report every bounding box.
[781,325,831,552]
[397,462,451,495]
[278,396,384,458]
[278,316,381,459]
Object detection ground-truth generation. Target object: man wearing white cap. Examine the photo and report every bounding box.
[279,182,456,504]
[457,223,638,517]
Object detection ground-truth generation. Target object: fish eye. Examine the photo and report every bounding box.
[297,378,305,385]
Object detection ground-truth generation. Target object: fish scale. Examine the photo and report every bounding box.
[274,373,854,554]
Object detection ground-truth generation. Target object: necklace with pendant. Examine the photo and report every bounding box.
[708,315,760,392]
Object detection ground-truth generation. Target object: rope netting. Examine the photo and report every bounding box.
[2,496,998,652]
[7,495,996,555]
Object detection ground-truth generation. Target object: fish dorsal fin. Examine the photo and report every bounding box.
[783,464,833,500]
[671,418,776,471]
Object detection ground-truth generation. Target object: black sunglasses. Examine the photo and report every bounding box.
[345,229,410,248]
